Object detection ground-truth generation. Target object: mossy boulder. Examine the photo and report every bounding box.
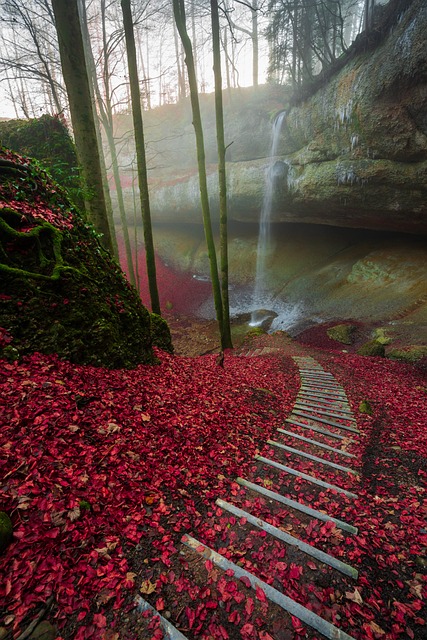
[373,327,393,345]
[327,323,356,345]
[359,400,373,415]
[357,340,385,357]
[387,345,427,363]
[0,512,13,553]
[150,313,173,353]
[0,149,170,368]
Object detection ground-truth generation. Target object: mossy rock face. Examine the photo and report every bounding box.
[150,313,173,353]
[0,512,13,553]
[357,339,385,357]
[327,323,356,345]
[0,149,156,368]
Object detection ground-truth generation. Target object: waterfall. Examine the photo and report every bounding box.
[250,111,286,326]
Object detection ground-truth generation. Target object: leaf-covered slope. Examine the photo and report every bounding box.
[0,347,298,638]
[0,148,158,368]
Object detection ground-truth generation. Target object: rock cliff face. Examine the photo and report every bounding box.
[276,0,427,233]
[124,0,427,234]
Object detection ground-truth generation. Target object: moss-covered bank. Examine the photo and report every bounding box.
[0,148,171,368]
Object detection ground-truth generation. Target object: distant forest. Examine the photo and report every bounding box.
[0,0,401,119]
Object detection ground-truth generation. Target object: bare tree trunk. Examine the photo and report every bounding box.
[173,21,186,100]
[158,37,163,106]
[136,27,150,109]
[251,0,259,86]
[121,0,161,315]
[191,0,198,84]
[145,38,152,110]
[105,127,137,282]
[211,0,232,350]
[173,0,224,344]
[226,0,258,87]
[51,0,114,254]
[94,0,136,275]
[78,0,120,262]
[222,25,231,91]
[132,174,140,293]
[364,0,375,33]
[292,0,298,86]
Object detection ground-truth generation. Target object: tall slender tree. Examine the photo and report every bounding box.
[121,0,160,315]
[78,0,120,262]
[173,0,225,347]
[51,0,114,253]
[211,0,232,349]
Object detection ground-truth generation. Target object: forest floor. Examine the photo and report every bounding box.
[0,322,426,640]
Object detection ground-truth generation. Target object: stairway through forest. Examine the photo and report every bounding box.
[136,352,364,639]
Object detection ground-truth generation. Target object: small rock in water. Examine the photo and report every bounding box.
[249,309,278,330]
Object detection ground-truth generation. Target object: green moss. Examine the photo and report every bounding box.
[0,115,84,208]
[357,339,385,357]
[327,323,356,345]
[0,512,13,553]
[387,346,427,363]
[359,400,373,415]
[245,326,266,338]
[373,328,392,345]
[0,207,67,282]
[150,313,173,353]
[2,345,19,362]
[79,500,91,511]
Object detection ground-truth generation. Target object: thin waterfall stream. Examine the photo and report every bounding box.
[250,111,287,326]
